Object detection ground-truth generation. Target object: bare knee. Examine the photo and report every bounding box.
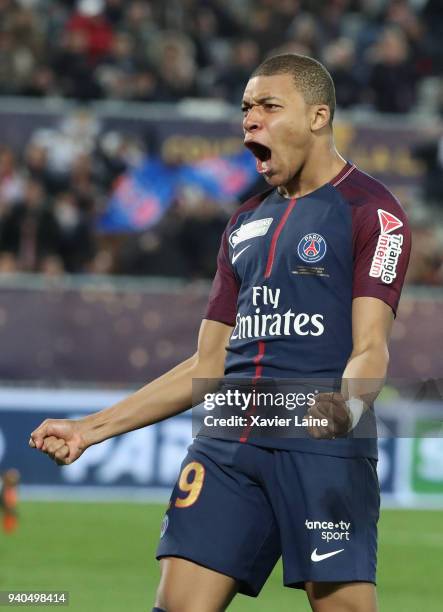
[155,557,237,612]
[306,581,378,612]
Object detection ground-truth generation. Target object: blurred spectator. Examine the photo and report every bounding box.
[23,142,63,195]
[96,131,144,188]
[5,4,45,58]
[316,0,350,44]
[0,3,45,93]
[215,39,260,105]
[0,147,24,212]
[0,179,63,274]
[117,205,189,278]
[123,1,160,67]
[421,0,443,75]
[413,133,443,206]
[368,27,418,113]
[288,13,322,58]
[20,65,58,98]
[248,7,280,55]
[130,69,160,103]
[384,0,424,53]
[406,222,443,286]
[0,0,16,21]
[96,31,137,99]
[69,153,101,213]
[53,192,95,272]
[103,31,137,75]
[323,38,362,109]
[52,29,103,100]
[104,0,125,26]
[190,6,221,70]
[203,0,241,40]
[155,34,198,101]
[177,193,228,279]
[65,0,114,64]
[32,110,100,177]
[262,0,301,34]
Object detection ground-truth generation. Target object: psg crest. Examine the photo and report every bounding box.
[297,233,327,263]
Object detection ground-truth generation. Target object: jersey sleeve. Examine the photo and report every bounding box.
[204,227,239,326]
[352,196,411,315]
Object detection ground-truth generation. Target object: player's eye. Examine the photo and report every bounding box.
[241,106,250,115]
[265,103,280,110]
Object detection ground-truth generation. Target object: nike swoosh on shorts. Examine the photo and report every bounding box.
[311,548,344,562]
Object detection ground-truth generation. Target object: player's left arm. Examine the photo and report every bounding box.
[309,188,411,438]
[308,297,393,438]
[343,295,393,391]
[339,295,393,424]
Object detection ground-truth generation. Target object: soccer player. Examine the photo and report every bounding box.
[29,54,411,612]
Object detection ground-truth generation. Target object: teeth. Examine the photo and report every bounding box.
[261,161,269,172]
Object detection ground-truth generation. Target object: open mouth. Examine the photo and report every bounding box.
[245,141,272,174]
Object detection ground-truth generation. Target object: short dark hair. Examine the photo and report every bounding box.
[251,53,336,124]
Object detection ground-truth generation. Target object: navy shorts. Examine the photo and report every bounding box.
[156,437,380,597]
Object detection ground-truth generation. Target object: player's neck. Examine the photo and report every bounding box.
[278,149,347,199]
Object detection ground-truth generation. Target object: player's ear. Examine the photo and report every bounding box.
[310,104,330,132]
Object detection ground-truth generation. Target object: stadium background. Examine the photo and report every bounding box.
[0,0,442,610]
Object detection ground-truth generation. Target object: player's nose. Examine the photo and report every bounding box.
[243,107,262,133]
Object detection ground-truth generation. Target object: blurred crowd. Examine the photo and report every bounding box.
[0,0,441,113]
[0,110,230,278]
[1,118,443,284]
[0,0,442,284]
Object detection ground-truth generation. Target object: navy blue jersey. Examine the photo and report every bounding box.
[204,163,411,457]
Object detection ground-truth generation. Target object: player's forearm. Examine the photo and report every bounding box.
[78,354,220,447]
[341,342,389,406]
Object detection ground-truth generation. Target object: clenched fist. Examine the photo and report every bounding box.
[29,419,87,466]
[306,392,352,439]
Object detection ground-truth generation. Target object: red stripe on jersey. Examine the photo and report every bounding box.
[241,197,295,441]
[239,340,266,443]
[252,339,266,380]
[264,198,296,278]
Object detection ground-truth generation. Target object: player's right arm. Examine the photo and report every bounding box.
[29,319,232,465]
[30,201,245,466]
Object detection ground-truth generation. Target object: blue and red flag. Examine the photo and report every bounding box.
[178,150,257,202]
[98,150,258,232]
[97,159,178,232]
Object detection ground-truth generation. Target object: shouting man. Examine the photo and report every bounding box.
[30,54,411,612]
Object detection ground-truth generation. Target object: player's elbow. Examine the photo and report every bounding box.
[188,341,226,378]
[192,352,226,379]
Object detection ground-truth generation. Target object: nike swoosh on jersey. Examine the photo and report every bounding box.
[311,548,344,562]
[232,244,251,264]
